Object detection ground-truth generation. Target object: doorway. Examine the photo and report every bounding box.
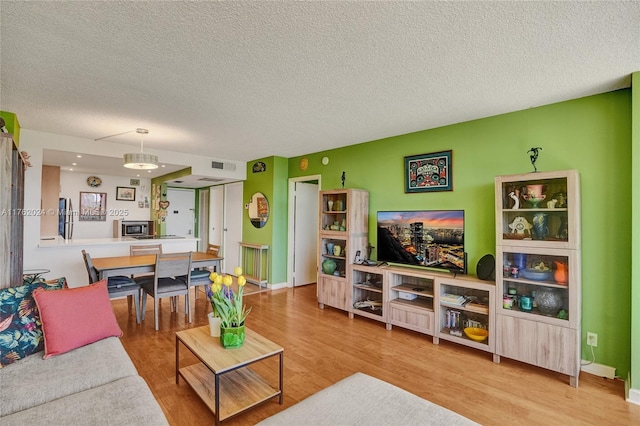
[207,183,243,274]
[165,188,195,237]
[288,175,320,287]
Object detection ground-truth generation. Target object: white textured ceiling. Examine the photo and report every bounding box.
[1,1,639,163]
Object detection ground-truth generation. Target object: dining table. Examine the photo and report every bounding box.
[92,252,223,280]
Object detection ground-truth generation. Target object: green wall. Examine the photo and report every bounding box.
[632,72,640,390]
[285,90,633,377]
[243,156,289,284]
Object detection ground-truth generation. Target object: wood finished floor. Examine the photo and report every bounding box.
[112,284,640,425]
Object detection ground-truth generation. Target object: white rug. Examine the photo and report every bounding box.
[257,372,478,425]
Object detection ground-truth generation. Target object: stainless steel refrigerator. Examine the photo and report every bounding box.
[58,197,74,239]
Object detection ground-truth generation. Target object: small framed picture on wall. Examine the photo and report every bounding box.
[116,186,136,201]
[79,192,107,221]
[404,150,453,193]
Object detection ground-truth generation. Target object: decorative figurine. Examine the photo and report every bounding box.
[508,190,520,209]
[509,216,533,235]
[341,171,346,188]
[528,147,542,172]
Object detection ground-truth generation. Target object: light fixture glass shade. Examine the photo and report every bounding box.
[123,153,158,169]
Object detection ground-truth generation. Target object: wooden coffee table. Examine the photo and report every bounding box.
[175,326,283,425]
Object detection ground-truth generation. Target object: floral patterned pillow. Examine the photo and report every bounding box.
[0,277,67,367]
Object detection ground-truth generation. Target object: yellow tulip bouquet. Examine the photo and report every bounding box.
[206,267,251,329]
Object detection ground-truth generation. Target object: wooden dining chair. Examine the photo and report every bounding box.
[186,244,221,300]
[207,244,220,257]
[81,250,142,324]
[138,252,192,331]
[130,244,163,256]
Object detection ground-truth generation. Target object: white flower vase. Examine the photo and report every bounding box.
[208,312,221,337]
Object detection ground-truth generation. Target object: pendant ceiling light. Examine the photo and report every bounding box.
[123,128,158,170]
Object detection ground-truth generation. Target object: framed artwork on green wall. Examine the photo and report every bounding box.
[404,150,453,193]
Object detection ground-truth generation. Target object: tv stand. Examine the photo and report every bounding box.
[349,264,497,358]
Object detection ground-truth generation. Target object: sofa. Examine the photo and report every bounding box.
[0,278,168,425]
[257,372,478,426]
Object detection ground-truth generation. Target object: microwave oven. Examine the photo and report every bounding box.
[122,222,149,237]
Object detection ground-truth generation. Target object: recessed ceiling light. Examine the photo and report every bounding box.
[76,155,82,158]
[161,164,165,168]
[72,162,77,166]
[69,168,73,171]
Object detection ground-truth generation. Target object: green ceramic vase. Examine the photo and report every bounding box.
[220,325,245,348]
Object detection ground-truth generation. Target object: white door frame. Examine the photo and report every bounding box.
[287,174,321,288]
[198,189,209,252]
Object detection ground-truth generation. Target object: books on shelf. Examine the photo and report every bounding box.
[440,293,467,306]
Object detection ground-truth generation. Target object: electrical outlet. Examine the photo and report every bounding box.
[587,332,598,347]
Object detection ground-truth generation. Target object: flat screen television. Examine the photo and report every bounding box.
[377,210,465,273]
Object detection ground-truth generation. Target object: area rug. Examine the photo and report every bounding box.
[257,372,478,425]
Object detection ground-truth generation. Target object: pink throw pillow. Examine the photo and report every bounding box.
[33,279,123,358]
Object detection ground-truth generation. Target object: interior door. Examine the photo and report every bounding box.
[292,181,319,286]
[209,186,224,247]
[165,188,195,237]
[223,182,243,274]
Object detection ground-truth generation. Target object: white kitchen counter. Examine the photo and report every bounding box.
[30,236,200,287]
[38,236,199,248]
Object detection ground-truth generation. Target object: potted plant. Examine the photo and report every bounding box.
[206,268,251,348]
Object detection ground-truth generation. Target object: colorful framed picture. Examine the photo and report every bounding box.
[404,150,453,193]
[116,186,136,201]
[79,192,107,221]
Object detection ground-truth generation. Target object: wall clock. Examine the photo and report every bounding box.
[87,176,102,188]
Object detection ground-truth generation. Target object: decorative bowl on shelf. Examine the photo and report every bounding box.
[463,327,488,342]
[534,287,564,316]
[520,268,553,281]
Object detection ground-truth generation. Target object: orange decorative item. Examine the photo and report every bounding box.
[554,261,568,284]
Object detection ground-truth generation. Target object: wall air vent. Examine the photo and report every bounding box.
[173,180,184,184]
[212,161,237,171]
[198,177,225,182]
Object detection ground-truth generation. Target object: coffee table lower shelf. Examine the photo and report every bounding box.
[179,363,281,421]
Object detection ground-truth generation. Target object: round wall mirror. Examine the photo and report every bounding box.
[248,192,269,228]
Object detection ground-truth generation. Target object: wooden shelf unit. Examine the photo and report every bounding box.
[434,276,496,356]
[350,264,385,323]
[317,189,369,312]
[386,267,436,335]
[0,133,24,288]
[495,170,581,387]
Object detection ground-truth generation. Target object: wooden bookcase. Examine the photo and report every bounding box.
[494,170,581,386]
[317,189,369,312]
[0,134,24,289]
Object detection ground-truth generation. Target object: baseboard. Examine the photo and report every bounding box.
[581,361,616,379]
[627,372,640,405]
[268,281,288,290]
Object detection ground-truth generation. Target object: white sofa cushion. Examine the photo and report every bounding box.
[0,376,168,425]
[0,337,137,416]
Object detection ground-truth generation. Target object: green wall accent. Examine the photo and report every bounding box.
[0,111,20,145]
[243,157,289,284]
[631,72,640,390]
[287,90,633,377]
